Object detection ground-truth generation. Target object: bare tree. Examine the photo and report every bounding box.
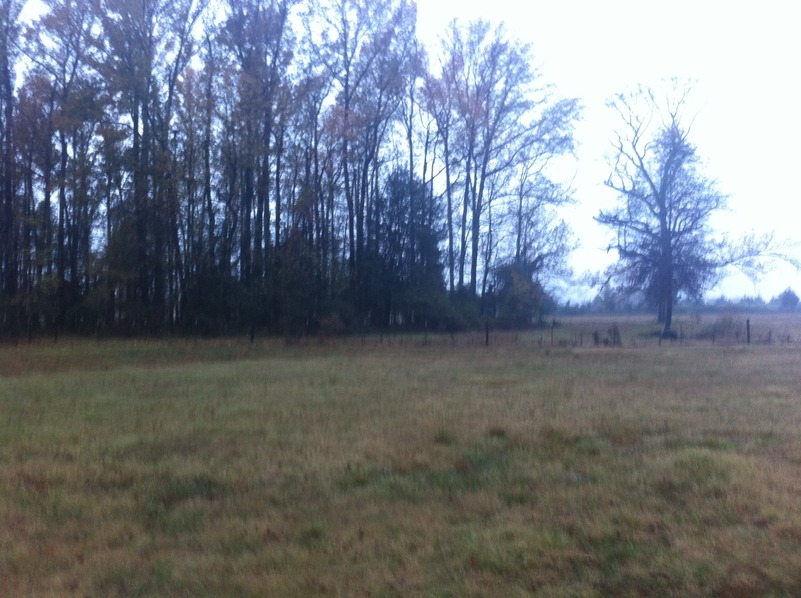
[598,80,784,336]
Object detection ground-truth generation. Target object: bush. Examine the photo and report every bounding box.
[697,316,744,343]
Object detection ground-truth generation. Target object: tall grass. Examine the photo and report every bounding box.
[2,316,801,595]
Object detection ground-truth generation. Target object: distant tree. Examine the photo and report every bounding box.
[598,80,780,337]
[777,288,799,311]
[492,261,551,329]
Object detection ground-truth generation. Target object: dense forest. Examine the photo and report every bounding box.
[0,0,580,337]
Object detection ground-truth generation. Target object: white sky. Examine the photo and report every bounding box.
[416,0,801,302]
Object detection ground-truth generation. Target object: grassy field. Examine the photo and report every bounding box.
[2,314,801,596]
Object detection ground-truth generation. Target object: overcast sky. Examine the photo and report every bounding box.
[416,0,801,301]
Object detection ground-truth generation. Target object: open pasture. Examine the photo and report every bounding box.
[2,314,801,596]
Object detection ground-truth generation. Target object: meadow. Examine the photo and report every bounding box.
[2,314,801,596]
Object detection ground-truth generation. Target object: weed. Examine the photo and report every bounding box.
[650,449,731,504]
[297,519,328,548]
[433,426,457,445]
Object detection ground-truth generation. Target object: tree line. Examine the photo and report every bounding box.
[0,0,580,337]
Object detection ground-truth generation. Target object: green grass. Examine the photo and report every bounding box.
[3,315,801,596]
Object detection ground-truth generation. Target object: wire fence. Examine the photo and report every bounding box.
[299,313,801,351]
